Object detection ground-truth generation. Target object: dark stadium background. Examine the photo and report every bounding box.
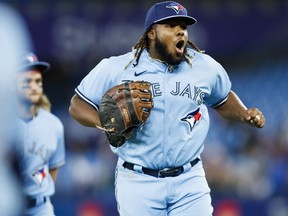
[5,0,288,215]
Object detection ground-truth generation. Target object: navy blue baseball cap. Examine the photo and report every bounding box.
[144,1,197,31]
[19,52,50,73]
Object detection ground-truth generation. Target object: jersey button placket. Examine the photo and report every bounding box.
[163,65,173,164]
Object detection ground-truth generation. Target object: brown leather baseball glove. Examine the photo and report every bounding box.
[97,81,153,147]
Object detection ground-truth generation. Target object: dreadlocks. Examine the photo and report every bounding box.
[125,30,203,69]
[125,32,149,69]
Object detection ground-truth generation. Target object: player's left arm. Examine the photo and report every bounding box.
[49,168,58,182]
[214,90,265,128]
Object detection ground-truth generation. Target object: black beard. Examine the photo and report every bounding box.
[155,37,185,65]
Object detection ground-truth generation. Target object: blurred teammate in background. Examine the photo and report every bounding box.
[14,52,66,216]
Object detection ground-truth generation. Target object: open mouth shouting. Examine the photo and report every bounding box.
[175,40,185,56]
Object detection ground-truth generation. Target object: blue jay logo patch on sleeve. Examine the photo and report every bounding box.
[181,108,202,131]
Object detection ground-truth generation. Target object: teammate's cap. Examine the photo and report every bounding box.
[144,1,197,31]
[19,52,50,73]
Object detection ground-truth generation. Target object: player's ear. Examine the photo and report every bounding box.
[148,27,156,40]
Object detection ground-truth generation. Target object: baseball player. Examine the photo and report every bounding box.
[69,1,265,215]
[14,52,66,216]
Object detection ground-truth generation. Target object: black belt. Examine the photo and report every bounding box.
[26,197,47,208]
[123,158,200,178]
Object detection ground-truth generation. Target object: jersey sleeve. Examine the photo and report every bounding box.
[75,58,113,110]
[49,120,65,169]
[205,60,232,108]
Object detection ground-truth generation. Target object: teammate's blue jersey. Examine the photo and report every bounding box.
[16,108,65,197]
[76,48,231,169]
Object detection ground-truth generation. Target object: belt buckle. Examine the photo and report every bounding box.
[158,167,181,178]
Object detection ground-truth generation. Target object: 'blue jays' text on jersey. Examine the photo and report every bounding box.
[76,48,231,169]
[15,108,65,197]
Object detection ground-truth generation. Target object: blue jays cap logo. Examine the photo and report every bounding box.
[181,108,202,131]
[23,52,39,64]
[166,2,184,14]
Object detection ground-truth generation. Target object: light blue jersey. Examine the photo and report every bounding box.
[76,48,231,169]
[16,108,65,215]
[74,1,234,214]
